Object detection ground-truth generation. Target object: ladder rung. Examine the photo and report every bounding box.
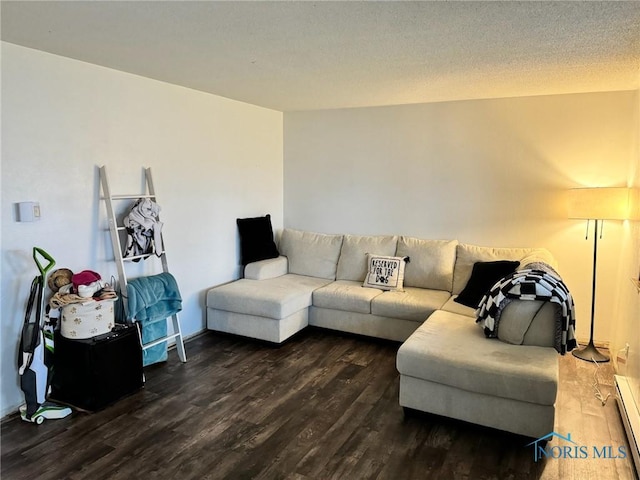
[142,332,180,350]
[123,254,151,262]
[109,194,156,200]
[123,252,165,262]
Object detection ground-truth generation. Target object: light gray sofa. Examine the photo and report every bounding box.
[206,228,562,438]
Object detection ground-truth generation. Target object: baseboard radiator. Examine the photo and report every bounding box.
[615,375,640,474]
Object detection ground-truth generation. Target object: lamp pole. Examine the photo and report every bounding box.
[572,219,609,362]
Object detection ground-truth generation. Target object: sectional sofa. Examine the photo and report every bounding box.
[206,228,566,438]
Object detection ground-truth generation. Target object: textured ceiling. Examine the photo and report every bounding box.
[2,1,640,112]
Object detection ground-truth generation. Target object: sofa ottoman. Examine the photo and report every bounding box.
[396,309,559,438]
[206,273,331,343]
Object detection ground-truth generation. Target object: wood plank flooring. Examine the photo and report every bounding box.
[2,328,637,479]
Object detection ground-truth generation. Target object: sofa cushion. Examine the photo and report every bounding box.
[371,287,450,322]
[363,254,408,291]
[454,260,520,308]
[395,237,458,291]
[452,244,536,295]
[336,234,398,281]
[279,229,343,280]
[206,274,331,320]
[440,296,476,318]
[236,214,279,266]
[519,249,559,271]
[313,280,384,314]
[396,310,558,405]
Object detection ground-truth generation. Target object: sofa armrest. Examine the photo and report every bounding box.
[244,256,288,280]
[498,300,557,348]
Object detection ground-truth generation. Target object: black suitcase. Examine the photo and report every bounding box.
[50,323,144,412]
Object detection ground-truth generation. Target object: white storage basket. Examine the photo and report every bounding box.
[60,299,116,339]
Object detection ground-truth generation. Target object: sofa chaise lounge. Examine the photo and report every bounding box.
[206,228,569,438]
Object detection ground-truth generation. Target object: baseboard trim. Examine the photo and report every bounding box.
[615,375,640,476]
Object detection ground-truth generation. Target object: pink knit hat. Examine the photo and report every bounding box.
[71,270,101,290]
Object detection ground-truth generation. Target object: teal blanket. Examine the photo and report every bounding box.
[127,273,182,366]
[127,272,182,323]
[140,319,168,366]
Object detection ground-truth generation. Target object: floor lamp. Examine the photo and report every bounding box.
[568,187,634,363]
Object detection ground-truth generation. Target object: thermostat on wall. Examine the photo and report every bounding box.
[17,202,41,222]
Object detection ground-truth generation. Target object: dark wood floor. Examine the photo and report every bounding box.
[1,328,637,480]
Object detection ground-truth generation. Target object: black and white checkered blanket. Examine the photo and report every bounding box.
[476,262,577,355]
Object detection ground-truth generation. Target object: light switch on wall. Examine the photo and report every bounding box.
[17,202,41,222]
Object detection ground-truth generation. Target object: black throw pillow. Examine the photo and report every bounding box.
[454,260,520,308]
[236,214,279,266]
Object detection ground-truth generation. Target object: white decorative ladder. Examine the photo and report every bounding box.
[99,165,187,363]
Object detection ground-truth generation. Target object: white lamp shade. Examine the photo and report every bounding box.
[568,187,638,220]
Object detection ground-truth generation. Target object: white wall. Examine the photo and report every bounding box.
[284,91,638,346]
[1,43,283,417]
[611,84,640,407]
